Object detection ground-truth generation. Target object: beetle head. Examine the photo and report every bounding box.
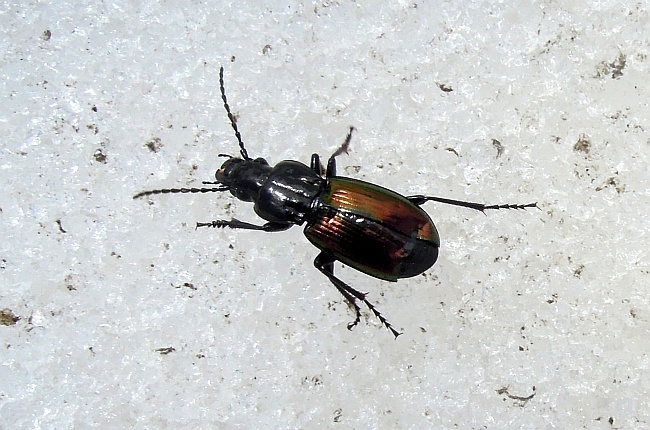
[216,157,271,202]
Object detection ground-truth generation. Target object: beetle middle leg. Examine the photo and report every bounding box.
[196,218,291,232]
[310,127,355,178]
[407,195,538,212]
[314,251,401,338]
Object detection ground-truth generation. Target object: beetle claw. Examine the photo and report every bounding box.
[346,318,360,331]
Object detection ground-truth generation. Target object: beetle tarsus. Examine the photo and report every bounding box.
[196,220,232,229]
[315,252,402,339]
[482,202,539,211]
[330,127,355,158]
[407,195,538,213]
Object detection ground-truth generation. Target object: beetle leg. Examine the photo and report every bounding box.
[325,126,355,178]
[196,218,291,232]
[407,195,538,213]
[314,252,401,338]
[310,154,325,176]
[320,264,363,331]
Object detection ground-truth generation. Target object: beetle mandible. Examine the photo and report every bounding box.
[134,67,537,338]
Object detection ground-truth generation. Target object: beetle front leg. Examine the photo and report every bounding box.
[314,251,401,338]
[196,218,292,232]
[407,195,538,212]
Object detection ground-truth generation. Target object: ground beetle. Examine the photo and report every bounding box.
[134,67,537,338]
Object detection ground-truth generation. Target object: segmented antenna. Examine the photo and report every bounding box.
[133,186,229,200]
[220,67,249,160]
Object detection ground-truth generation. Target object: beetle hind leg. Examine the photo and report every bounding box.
[310,127,355,178]
[408,195,538,212]
[326,127,355,178]
[314,252,401,338]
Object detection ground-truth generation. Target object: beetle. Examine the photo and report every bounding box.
[134,67,537,338]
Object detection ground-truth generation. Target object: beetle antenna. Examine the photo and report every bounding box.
[133,186,229,199]
[220,66,250,160]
